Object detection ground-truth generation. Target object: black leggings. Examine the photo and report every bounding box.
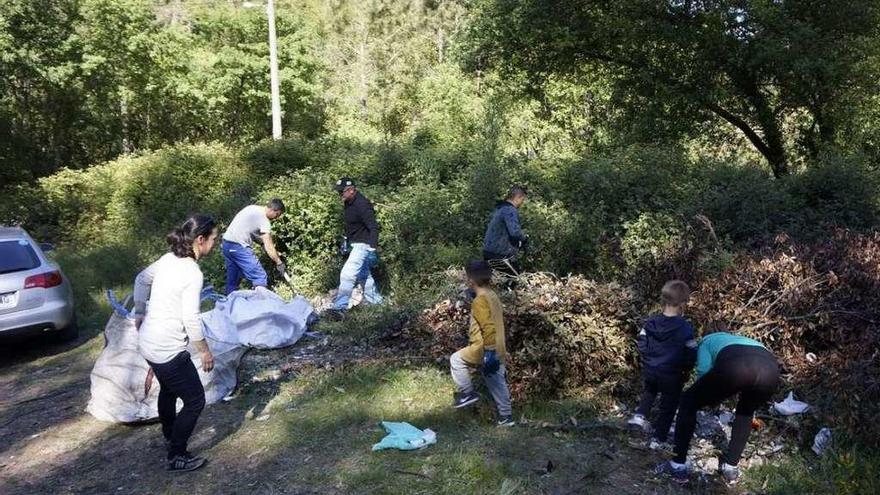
[673,345,780,465]
[636,372,683,442]
[148,351,206,459]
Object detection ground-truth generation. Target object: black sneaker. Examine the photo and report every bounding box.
[323,308,346,321]
[452,392,480,409]
[167,453,207,473]
[496,415,516,427]
[654,460,688,484]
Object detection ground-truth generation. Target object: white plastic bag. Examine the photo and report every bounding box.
[773,391,810,415]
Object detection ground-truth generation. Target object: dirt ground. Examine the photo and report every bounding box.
[0,328,747,495]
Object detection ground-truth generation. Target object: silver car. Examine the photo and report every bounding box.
[0,226,77,341]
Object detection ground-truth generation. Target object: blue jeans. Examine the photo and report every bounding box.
[331,243,383,310]
[222,240,268,295]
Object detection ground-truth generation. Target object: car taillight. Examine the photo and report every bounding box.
[24,270,63,289]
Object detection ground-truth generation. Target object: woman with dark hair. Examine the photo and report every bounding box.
[132,214,218,473]
[655,322,780,484]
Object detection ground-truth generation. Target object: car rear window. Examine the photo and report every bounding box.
[0,240,41,274]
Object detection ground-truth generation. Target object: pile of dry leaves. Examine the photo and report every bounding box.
[689,230,880,440]
[411,272,642,401]
[407,230,880,441]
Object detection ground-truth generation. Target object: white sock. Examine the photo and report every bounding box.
[670,460,686,469]
[722,462,738,470]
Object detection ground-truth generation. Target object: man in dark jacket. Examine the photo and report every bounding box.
[628,280,698,449]
[482,186,528,276]
[329,177,383,312]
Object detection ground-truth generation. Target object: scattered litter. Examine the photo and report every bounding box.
[256,414,270,422]
[812,428,832,456]
[333,387,346,393]
[718,411,734,425]
[773,392,810,415]
[371,421,437,451]
[805,352,817,363]
[694,410,724,438]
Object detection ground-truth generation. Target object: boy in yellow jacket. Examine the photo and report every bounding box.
[450,261,514,426]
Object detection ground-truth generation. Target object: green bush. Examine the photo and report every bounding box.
[691,160,789,244]
[786,152,880,234]
[620,212,696,294]
[259,173,343,294]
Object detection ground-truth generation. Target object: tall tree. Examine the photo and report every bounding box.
[465,0,880,176]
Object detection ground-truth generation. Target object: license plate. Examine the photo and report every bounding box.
[0,292,17,309]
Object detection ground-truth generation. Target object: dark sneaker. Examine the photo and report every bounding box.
[719,461,740,484]
[496,415,516,427]
[452,392,479,409]
[323,308,346,321]
[654,460,688,484]
[167,453,207,473]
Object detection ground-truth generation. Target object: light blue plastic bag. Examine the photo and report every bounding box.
[371,421,437,451]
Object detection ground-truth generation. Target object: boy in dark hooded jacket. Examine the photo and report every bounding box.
[628,280,698,449]
[482,186,528,276]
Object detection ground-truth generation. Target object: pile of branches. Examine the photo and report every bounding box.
[690,230,880,440]
[407,231,880,442]
[411,273,642,401]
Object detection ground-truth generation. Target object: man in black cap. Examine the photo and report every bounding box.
[329,177,383,313]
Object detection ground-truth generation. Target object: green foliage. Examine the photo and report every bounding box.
[744,445,880,495]
[786,153,880,233]
[260,169,342,293]
[621,212,695,293]
[0,0,326,182]
[465,0,880,177]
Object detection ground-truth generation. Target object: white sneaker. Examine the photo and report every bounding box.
[649,438,671,451]
[627,414,648,430]
[719,462,740,483]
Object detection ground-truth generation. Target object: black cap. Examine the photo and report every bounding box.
[334,177,356,192]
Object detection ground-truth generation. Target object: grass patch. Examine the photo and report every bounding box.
[200,362,689,495]
[743,444,880,495]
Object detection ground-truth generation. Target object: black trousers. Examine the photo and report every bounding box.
[148,351,206,459]
[636,371,684,442]
[673,345,780,465]
[482,251,521,277]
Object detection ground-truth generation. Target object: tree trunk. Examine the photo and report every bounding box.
[706,102,788,178]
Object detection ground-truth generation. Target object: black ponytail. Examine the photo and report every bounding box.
[167,214,217,258]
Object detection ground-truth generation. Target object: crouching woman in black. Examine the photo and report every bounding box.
[133,215,218,472]
[655,324,780,484]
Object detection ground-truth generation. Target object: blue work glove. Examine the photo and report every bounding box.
[482,350,501,375]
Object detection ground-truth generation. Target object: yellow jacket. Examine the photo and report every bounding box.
[459,290,507,365]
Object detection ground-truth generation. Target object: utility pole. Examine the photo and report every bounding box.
[244,1,282,140]
[267,0,282,140]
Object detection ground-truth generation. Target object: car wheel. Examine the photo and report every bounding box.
[56,317,79,342]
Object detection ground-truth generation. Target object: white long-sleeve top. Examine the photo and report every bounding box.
[133,252,205,364]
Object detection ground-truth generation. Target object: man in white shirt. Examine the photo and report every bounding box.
[222,198,286,294]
